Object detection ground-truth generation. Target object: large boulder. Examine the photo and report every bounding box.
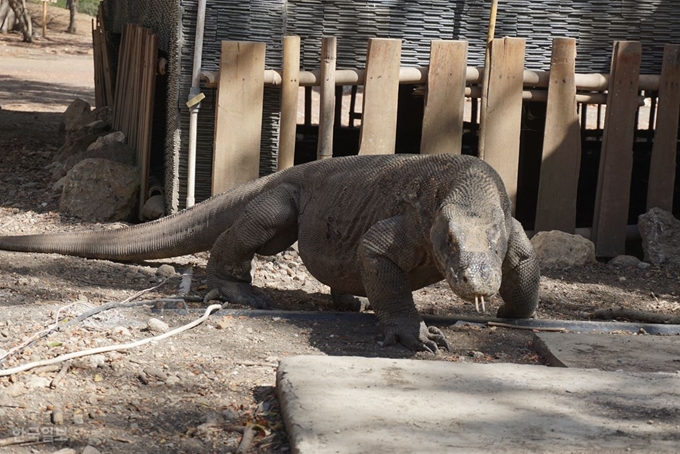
[60,98,92,132]
[60,159,139,222]
[530,230,597,268]
[638,208,680,266]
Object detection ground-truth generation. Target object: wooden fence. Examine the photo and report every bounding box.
[202,37,680,258]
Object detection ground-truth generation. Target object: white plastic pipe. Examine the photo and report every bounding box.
[186,0,207,208]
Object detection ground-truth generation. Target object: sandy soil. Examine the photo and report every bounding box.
[1,4,679,454]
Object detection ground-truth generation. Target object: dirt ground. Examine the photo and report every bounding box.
[1,5,680,454]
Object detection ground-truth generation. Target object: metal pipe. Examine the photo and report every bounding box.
[151,308,680,335]
[202,67,660,92]
[186,0,207,208]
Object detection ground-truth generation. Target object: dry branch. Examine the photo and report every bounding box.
[589,307,680,324]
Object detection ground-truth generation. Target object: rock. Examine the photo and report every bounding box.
[59,158,140,222]
[87,131,126,151]
[6,383,27,397]
[63,139,136,174]
[530,230,597,268]
[82,446,102,454]
[111,326,132,337]
[88,354,107,369]
[165,375,180,386]
[53,130,105,165]
[73,413,85,425]
[144,366,168,381]
[85,120,108,131]
[608,255,641,267]
[638,208,680,266]
[50,449,76,454]
[51,406,64,425]
[156,264,176,278]
[147,318,169,333]
[60,98,91,132]
[25,375,51,389]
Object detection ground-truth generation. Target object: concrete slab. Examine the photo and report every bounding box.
[277,356,680,454]
[534,332,680,372]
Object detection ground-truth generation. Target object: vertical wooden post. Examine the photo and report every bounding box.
[212,41,266,195]
[592,41,641,257]
[478,37,526,210]
[317,36,337,160]
[646,44,680,212]
[359,38,402,155]
[534,38,581,233]
[278,35,301,170]
[138,32,158,218]
[42,0,47,38]
[420,40,468,155]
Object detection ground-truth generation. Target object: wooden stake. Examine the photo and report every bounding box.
[478,37,526,210]
[212,41,266,195]
[646,44,680,212]
[317,36,337,160]
[420,40,468,155]
[592,41,642,257]
[478,0,499,158]
[278,35,300,170]
[42,0,47,38]
[359,38,402,155]
[535,38,581,233]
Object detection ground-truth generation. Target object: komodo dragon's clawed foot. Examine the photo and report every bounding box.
[382,319,451,353]
[331,291,371,312]
[204,281,274,309]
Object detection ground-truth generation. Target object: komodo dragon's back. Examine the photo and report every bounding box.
[0,154,540,352]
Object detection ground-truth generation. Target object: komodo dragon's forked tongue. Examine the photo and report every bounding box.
[0,154,540,353]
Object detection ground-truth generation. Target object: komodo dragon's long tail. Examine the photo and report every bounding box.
[0,172,283,262]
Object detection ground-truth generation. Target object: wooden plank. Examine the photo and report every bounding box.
[647,44,680,211]
[98,4,114,107]
[138,32,158,218]
[359,38,402,155]
[592,41,642,257]
[478,37,526,210]
[534,38,581,233]
[420,40,468,155]
[278,35,300,170]
[212,41,266,195]
[112,24,130,131]
[92,20,103,108]
[317,36,337,160]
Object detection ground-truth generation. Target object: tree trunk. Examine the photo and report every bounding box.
[66,0,77,34]
[7,0,31,42]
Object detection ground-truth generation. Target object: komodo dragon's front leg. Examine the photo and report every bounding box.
[497,218,540,318]
[358,215,451,353]
[205,184,299,308]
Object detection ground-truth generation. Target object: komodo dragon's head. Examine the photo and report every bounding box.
[430,203,508,311]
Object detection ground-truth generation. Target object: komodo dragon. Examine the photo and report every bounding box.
[0,154,540,352]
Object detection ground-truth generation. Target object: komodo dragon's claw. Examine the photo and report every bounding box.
[382,320,451,353]
[203,282,274,309]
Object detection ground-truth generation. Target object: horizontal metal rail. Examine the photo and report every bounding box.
[201,66,660,92]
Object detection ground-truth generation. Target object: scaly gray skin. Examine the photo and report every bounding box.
[0,154,540,352]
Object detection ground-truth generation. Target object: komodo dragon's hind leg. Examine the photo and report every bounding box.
[205,184,299,309]
[358,215,450,353]
[497,218,540,318]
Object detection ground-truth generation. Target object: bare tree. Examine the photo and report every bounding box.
[6,0,31,42]
[66,0,77,34]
